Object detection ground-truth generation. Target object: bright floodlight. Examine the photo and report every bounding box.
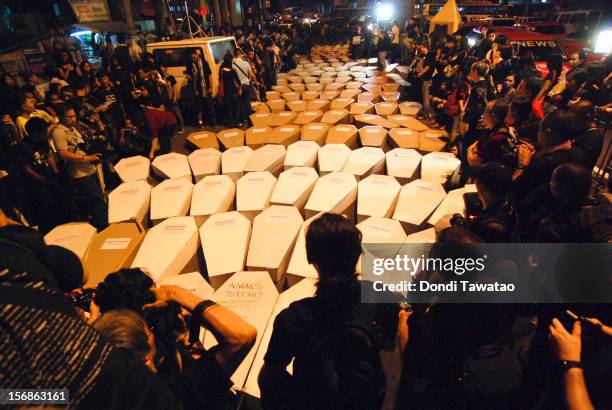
[376,3,394,21]
[594,29,612,54]
[468,37,477,47]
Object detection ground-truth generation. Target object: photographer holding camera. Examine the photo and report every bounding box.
[460,162,519,243]
[52,105,108,230]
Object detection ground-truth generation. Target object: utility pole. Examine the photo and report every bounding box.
[121,0,136,33]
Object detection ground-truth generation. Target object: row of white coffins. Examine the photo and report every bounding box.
[46,177,477,291]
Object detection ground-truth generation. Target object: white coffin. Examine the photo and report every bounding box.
[428,184,477,226]
[131,216,199,283]
[188,148,221,182]
[236,171,277,221]
[305,172,358,221]
[399,101,423,117]
[386,148,422,183]
[150,178,194,222]
[284,140,319,169]
[44,222,96,261]
[203,271,278,391]
[294,110,323,125]
[270,167,318,212]
[342,147,386,180]
[151,152,191,181]
[358,217,407,244]
[388,128,419,149]
[301,123,329,145]
[286,213,322,286]
[317,144,351,175]
[357,175,401,221]
[108,180,151,224]
[266,125,301,148]
[405,227,436,243]
[158,271,215,301]
[114,155,150,183]
[200,211,251,288]
[321,109,349,125]
[246,205,304,283]
[358,126,388,148]
[392,179,446,229]
[244,144,287,176]
[190,175,235,226]
[221,146,254,182]
[242,277,318,398]
[245,126,271,149]
[326,124,358,149]
[356,217,407,274]
[421,152,461,185]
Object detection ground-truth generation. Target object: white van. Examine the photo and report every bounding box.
[146,36,238,100]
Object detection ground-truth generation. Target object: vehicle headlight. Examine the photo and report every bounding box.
[594,29,612,54]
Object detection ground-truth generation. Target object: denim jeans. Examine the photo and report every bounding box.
[422,80,433,120]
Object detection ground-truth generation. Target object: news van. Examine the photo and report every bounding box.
[146,36,238,99]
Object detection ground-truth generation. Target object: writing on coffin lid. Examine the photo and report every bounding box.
[394,115,408,120]
[254,114,267,117]
[329,177,350,185]
[252,128,266,133]
[364,225,393,238]
[291,171,310,177]
[304,112,317,116]
[224,132,238,137]
[280,127,294,132]
[330,111,343,115]
[369,180,388,186]
[163,185,183,192]
[431,154,453,160]
[119,189,140,196]
[364,115,376,120]
[214,218,236,226]
[414,185,434,191]
[125,162,142,167]
[204,180,223,185]
[267,215,289,223]
[101,238,131,250]
[52,234,79,243]
[247,177,265,183]
[279,112,292,117]
[157,156,176,161]
[193,150,216,156]
[396,130,413,135]
[309,125,323,130]
[163,224,188,232]
[396,151,417,158]
[336,126,352,132]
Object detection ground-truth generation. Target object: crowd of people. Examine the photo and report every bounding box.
[0,28,303,234]
[0,15,611,410]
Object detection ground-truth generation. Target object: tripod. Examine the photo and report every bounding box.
[172,0,208,38]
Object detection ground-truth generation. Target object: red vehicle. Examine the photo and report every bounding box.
[520,22,576,39]
[491,28,572,77]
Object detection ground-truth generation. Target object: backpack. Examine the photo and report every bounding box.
[540,194,612,243]
[292,304,385,410]
[454,315,535,409]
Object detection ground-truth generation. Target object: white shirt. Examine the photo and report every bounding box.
[233,58,251,85]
